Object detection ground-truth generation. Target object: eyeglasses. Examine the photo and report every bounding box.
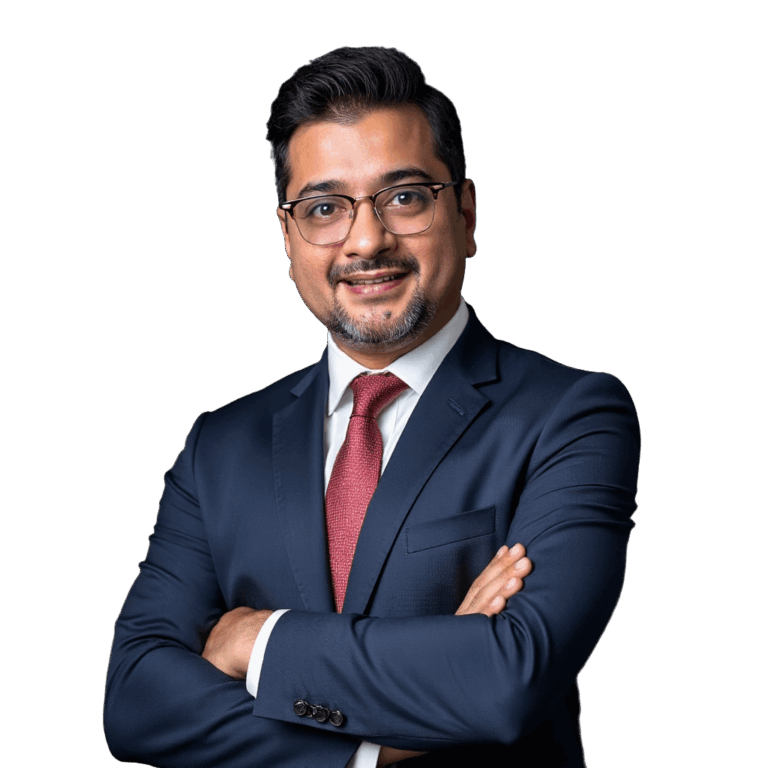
[279,181,460,246]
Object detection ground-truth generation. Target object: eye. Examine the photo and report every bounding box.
[295,196,349,222]
[380,186,430,213]
[393,190,417,206]
[308,201,340,219]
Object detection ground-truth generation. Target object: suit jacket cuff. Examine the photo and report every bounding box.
[246,608,289,698]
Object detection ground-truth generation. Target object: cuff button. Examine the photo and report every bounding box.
[293,700,308,717]
[329,710,345,727]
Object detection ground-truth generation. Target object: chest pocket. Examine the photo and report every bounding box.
[405,505,496,554]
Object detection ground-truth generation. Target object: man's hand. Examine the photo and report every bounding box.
[455,543,532,616]
[377,544,532,765]
[202,607,273,680]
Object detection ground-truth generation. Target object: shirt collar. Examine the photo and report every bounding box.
[326,298,470,416]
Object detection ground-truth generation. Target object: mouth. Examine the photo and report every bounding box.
[338,270,410,296]
[340,271,409,287]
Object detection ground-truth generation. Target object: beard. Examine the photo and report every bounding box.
[323,255,437,352]
[326,290,437,351]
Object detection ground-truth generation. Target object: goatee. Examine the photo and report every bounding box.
[324,255,436,351]
[326,291,437,351]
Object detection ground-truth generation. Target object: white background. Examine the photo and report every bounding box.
[2,2,766,765]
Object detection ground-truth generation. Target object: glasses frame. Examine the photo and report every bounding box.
[279,181,460,245]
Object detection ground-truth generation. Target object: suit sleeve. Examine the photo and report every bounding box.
[251,372,640,750]
[104,413,360,767]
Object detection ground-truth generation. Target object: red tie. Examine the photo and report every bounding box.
[326,373,409,612]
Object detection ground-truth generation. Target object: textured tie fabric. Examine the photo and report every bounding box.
[326,373,409,612]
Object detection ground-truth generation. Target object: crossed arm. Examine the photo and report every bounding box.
[105,515,532,767]
[105,373,639,766]
[201,542,532,676]
[201,544,533,766]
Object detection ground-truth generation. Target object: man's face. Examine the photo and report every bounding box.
[279,105,476,364]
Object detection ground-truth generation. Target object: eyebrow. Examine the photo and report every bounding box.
[293,166,435,200]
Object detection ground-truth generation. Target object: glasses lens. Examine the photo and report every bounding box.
[289,185,439,244]
[293,196,353,245]
[376,186,435,235]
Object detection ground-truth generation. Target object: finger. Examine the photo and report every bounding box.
[463,546,527,603]
[482,594,508,617]
[464,556,532,616]
[488,556,532,597]
[507,555,532,579]
[471,580,519,617]
[476,571,526,617]
[455,550,506,614]
[465,544,526,599]
[455,544,529,616]
[455,552,508,615]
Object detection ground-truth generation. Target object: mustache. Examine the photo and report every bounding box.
[328,255,420,286]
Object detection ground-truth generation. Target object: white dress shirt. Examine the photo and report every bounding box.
[246,299,470,767]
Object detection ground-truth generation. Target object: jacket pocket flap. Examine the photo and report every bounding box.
[406,506,496,554]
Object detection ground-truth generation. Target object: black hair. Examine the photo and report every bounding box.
[266,46,466,211]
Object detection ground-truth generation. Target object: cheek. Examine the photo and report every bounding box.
[292,257,333,303]
[427,253,465,303]
[418,219,466,282]
[423,242,463,286]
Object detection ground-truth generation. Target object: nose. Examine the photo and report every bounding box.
[340,199,396,259]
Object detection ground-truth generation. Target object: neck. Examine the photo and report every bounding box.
[332,342,414,371]
[332,297,459,369]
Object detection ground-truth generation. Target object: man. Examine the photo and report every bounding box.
[105,47,640,767]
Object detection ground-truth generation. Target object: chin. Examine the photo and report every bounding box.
[325,293,437,352]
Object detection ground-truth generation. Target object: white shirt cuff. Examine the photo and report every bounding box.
[245,608,289,698]
[347,741,382,768]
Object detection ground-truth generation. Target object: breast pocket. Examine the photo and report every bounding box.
[405,506,496,554]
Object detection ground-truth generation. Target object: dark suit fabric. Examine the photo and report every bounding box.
[105,308,640,767]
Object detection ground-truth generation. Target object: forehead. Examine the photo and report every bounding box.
[284,105,450,198]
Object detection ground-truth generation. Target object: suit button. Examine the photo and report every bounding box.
[314,706,330,723]
[293,700,308,717]
[329,710,345,727]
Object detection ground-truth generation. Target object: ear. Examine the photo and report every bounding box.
[460,180,477,257]
[277,210,295,281]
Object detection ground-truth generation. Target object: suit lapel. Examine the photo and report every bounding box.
[342,310,499,615]
[272,353,335,613]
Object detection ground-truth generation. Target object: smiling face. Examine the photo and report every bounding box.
[279,105,476,368]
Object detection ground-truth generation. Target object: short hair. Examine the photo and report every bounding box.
[266,46,466,211]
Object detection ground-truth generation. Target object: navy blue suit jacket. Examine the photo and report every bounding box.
[105,308,640,767]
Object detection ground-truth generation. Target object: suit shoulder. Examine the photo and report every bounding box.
[493,338,636,415]
[199,361,321,432]
[496,339,587,389]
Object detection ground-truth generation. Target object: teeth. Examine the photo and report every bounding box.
[348,274,402,286]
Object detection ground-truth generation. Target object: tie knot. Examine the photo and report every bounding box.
[350,373,409,420]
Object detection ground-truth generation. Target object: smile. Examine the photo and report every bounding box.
[344,273,406,286]
[340,271,409,295]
